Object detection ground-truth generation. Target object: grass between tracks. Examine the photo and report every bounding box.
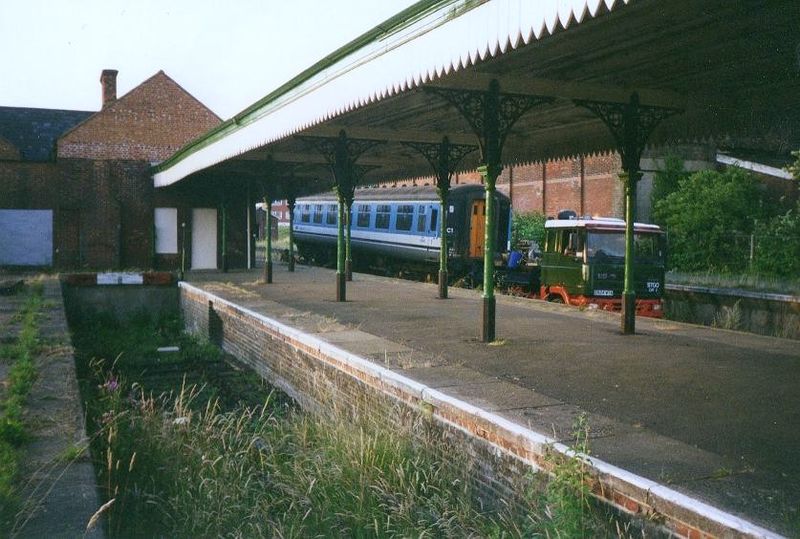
[71,313,621,538]
[0,283,43,527]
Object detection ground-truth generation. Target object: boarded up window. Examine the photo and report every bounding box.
[154,208,178,254]
[0,210,53,266]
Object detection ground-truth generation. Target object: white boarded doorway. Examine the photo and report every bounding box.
[191,208,217,269]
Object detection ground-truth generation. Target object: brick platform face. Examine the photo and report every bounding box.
[179,286,539,508]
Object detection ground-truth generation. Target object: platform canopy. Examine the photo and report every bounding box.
[153,0,799,192]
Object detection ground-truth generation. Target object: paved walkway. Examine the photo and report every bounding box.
[189,264,799,536]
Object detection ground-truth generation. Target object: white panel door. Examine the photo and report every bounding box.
[191,208,217,269]
[0,210,53,266]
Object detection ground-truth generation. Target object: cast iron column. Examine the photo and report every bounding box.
[336,189,346,299]
[403,136,477,299]
[343,184,355,281]
[574,93,680,334]
[263,195,273,284]
[287,194,296,272]
[221,202,228,273]
[427,80,553,341]
[298,131,385,302]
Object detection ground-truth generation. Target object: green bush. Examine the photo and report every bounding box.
[753,203,800,277]
[655,168,764,272]
[511,211,546,251]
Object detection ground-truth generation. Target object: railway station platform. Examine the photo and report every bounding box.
[186,264,799,537]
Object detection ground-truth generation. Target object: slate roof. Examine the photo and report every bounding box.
[0,106,94,161]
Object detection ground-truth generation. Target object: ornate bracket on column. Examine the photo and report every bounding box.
[402,137,477,299]
[574,93,681,175]
[426,80,553,341]
[574,92,681,335]
[426,80,554,168]
[298,130,385,300]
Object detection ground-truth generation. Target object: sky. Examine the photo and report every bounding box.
[0,0,418,119]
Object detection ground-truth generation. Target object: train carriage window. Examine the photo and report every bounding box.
[375,204,391,229]
[429,207,438,232]
[325,204,337,226]
[416,206,427,232]
[396,205,414,231]
[312,204,324,224]
[356,204,371,228]
[300,204,311,223]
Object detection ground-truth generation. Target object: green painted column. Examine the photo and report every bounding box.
[479,164,501,343]
[221,203,228,273]
[620,171,639,334]
[336,193,346,301]
[345,201,353,281]
[438,189,449,299]
[263,197,273,284]
[287,197,296,272]
[179,220,186,280]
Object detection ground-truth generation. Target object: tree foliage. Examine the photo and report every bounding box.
[752,150,800,277]
[655,168,763,272]
[788,149,800,182]
[651,154,689,225]
[511,211,546,251]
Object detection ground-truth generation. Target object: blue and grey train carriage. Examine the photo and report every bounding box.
[292,184,512,274]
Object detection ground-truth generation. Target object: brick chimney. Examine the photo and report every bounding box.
[100,69,118,108]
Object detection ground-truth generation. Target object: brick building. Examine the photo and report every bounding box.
[383,154,626,219]
[0,70,251,270]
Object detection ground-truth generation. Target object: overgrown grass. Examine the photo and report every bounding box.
[666,270,800,296]
[72,314,620,537]
[256,226,291,251]
[0,283,43,526]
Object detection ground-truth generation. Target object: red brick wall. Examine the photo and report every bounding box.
[381,154,623,219]
[0,136,20,160]
[0,159,249,269]
[57,71,221,161]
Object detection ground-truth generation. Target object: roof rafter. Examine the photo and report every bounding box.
[427,73,685,110]
[307,124,476,146]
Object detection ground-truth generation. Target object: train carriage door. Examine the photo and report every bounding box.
[468,199,485,258]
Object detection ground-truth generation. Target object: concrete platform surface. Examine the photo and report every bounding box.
[188,265,800,536]
[0,277,102,537]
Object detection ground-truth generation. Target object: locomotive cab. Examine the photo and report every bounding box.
[539,216,666,317]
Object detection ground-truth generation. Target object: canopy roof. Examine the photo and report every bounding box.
[154,0,799,194]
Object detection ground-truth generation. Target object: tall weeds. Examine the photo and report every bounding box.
[73,315,617,537]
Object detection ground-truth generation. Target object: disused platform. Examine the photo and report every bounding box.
[186,264,799,537]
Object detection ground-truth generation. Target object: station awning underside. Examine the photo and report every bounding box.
[153,0,799,196]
